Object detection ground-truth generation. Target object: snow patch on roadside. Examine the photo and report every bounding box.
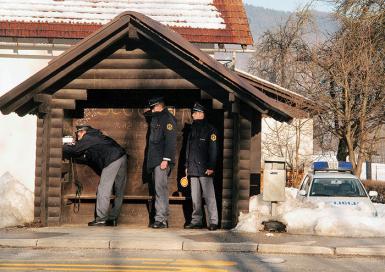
[0,172,33,228]
[234,187,385,237]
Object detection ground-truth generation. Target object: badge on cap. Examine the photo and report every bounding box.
[210,134,217,141]
[167,123,174,131]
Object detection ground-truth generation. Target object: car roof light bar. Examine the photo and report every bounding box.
[312,161,354,173]
[312,161,329,171]
[338,161,353,171]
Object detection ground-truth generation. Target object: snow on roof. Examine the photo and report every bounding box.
[0,0,253,45]
[0,0,225,28]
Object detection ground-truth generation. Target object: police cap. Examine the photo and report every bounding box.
[75,125,92,133]
[192,102,205,113]
[148,96,165,107]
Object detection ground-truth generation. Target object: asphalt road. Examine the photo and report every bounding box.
[0,248,385,272]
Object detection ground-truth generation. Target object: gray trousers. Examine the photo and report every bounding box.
[96,155,127,221]
[153,165,170,223]
[190,176,218,225]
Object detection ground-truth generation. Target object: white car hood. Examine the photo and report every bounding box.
[307,197,378,217]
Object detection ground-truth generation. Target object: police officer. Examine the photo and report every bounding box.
[63,125,127,227]
[184,103,219,231]
[146,97,177,228]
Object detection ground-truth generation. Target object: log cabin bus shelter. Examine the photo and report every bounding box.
[0,12,300,228]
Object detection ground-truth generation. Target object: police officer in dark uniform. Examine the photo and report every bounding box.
[63,125,127,227]
[184,103,219,231]
[146,97,177,228]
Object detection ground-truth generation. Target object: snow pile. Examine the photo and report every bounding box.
[234,187,385,237]
[0,172,33,228]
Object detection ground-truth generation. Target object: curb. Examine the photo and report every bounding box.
[37,239,110,249]
[1,239,385,257]
[110,240,183,250]
[335,247,385,257]
[0,239,37,248]
[183,241,258,252]
[258,244,335,255]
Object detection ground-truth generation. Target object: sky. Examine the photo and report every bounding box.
[244,0,333,13]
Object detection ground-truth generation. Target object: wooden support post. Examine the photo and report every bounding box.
[34,117,44,223]
[231,101,241,227]
[250,111,262,196]
[38,106,64,226]
[221,111,235,229]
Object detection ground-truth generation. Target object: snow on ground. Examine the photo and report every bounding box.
[0,172,33,228]
[234,187,385,237]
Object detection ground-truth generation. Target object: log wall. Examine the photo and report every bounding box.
[221,111,234,229]
[34,89,87,226]
[238,116,251,213]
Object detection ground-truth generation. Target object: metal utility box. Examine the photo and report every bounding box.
[263,160,286,202]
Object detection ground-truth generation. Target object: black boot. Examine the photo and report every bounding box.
[208,224,218,231]
[184,223,203,229]
[151,221,168,229]
[105,219,117,226]
[88,220,106,226]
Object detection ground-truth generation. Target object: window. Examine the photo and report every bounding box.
[310,178,366,197]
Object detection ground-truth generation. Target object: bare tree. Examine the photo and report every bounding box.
[262,118,314,186]
[248,5,316,92]
[249,5,317,184]
[310,0,385,176]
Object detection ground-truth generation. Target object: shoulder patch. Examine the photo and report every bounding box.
[167,123,174,131]
[210,133,217,141]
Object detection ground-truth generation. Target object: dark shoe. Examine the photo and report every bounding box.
[151,221,168,229]
[105,219,117,227]
[184,223,203,229]
[208,224,218,231]
[88,220,106,226]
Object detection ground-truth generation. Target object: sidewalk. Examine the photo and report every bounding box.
[1,225,385,257]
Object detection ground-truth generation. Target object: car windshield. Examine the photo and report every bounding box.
[309,178,367,197]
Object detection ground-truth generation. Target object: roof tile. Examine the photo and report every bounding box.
[0,0,253,45]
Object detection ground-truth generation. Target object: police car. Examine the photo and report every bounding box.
[297,161,378,216]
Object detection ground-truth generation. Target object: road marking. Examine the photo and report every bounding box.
[0,258,236,272]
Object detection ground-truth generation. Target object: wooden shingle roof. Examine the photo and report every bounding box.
[0,0,253,45]
[0,11,292,122]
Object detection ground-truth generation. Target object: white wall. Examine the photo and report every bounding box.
[0,57,51,191]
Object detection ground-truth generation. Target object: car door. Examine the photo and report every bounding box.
[298,175,311,199]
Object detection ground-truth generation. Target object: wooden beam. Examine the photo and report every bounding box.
[109,48,149,59]
[200,90,211,100]
[34,95,75,110]
[128,25,139,40]
[94,59,168,69]
[65,78,198,89]
[34,94,51,103]
[53,89,87,100]
[50,99,76,110]
[78,69,185,80]
[212,99,223,109]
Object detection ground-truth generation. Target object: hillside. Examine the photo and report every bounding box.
[244,4,339,42]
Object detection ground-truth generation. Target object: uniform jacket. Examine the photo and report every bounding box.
[185,119,218,177]
[146,108,177,171]
[63,128,126,175]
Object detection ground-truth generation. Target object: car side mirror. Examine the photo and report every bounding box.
[298,190,307,196]
[369,191,378,199]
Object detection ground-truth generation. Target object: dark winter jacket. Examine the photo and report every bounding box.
[63,128,126,175]
[146,108,177,171]
[185,119,218,177]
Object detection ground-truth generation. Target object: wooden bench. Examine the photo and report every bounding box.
[63,194,188,204]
